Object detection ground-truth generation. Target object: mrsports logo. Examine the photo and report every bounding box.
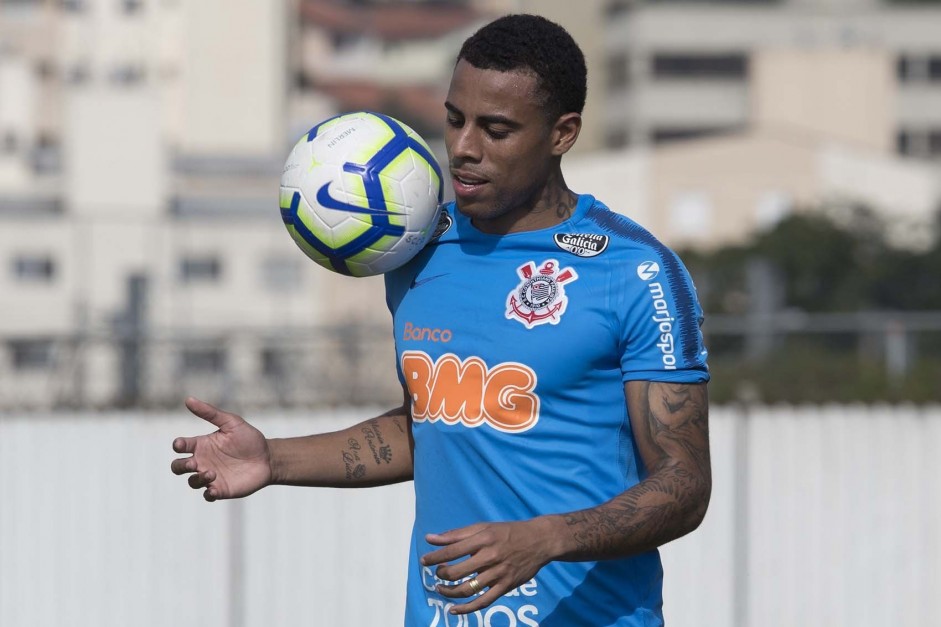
[637,261,677,371]
[636,261,660,281]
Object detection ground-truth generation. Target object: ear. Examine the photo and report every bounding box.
[551,112,582,157]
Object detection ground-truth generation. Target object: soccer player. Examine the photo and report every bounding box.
[171,14,710,626]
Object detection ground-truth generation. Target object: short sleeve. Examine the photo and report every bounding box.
[616,250,709,384]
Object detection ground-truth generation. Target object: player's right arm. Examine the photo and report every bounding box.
[170,394,414,502]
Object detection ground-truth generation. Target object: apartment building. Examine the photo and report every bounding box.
[0,0,328,408]
[599,0,941,159]
[1,0,939,409]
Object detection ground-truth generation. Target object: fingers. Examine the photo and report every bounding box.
[185,396,241,430]
[448,584,505,615]
[171,453,220,500]
[425,524,483,547]
[170,456,196,475]
[436,574,487,599]
[187,469,217,490]
[437,575,508,616]
[423,525,485,567]
[172,436,198,455]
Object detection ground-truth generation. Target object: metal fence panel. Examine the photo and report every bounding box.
[1,406,939,627]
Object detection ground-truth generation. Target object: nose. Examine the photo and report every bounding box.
[447,124,481,164]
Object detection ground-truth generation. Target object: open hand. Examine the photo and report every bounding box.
[170,397,272,501]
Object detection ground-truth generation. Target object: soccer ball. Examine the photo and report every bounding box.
[279,111,444,277]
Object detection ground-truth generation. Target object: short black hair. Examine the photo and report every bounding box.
[457,14,587,121]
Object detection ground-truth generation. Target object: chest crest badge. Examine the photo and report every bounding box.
[505,259,579,329]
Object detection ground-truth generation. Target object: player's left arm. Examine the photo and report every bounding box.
[423,380,710,615]
[556,380,711,557]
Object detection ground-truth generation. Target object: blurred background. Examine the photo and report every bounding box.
[0,0,939,626]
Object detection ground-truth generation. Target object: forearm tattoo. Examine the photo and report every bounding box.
[562,382,711,558]
[341,437,367,481]
[341,412,411,483]
[362,419,394,466]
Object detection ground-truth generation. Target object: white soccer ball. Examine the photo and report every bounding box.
[279,111,444,277]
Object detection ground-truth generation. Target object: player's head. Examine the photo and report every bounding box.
[445,14,585,233]
[456,14,586,123]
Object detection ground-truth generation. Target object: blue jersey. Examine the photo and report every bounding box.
[385,194,709,627]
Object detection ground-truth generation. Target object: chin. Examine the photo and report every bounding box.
[455,197,504,219]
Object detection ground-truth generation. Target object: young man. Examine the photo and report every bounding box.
[171,14,710,626]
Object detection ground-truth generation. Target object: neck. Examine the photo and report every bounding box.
[472,168,578,235]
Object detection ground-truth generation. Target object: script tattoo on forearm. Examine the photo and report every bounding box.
[342,437,367,481]
[362,419,393,466]
[563,382,710,558]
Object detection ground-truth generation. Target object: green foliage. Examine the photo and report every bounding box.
[680,204,941,314]
[707,340,941,404]
[679,204,941,402]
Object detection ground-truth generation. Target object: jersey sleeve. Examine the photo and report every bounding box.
[615,249,710,384]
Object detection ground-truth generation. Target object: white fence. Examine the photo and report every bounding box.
[1,405,939,627]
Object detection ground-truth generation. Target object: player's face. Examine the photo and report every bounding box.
[444,60,578,234]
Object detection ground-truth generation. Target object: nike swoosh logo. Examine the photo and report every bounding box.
[316,182,407,216]
[410,273,449,289]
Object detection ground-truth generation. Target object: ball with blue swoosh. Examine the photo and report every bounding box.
[279,111,444,277]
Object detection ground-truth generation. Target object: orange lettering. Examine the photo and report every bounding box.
[427,355,485,425]
[401,351,539,433]
[402,352,433,416]
[484,366,539,432]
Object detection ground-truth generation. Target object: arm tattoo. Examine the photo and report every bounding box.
[562,382,710,559]
[362,419,393,466]
[342,437,367,481]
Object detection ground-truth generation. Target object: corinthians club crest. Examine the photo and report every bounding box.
[506,259,579,329]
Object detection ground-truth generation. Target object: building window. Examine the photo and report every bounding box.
[65,63,91,85]
[110,64,145,85]
[1,131,17,154]
[652,53,748,80]
[261,347,288,378]
[121,0,143,14]
[644,0,781,3]
[651,126,736,144]
[9,339,54,371]
[35,59,56,81]
[12,255,56,283]
[897,129,941,159]
[180,347,226,373]
[606,53,631,91]
[605,127,630,149]
[605,0,631,19]
[32,134,61,175]
[897,54,941,83]
[260,256,301,292]
[179,256,221,283]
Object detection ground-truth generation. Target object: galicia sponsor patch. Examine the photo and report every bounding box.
[553,233,609,257]
[506,259,578,329]
[430,209,453,240]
